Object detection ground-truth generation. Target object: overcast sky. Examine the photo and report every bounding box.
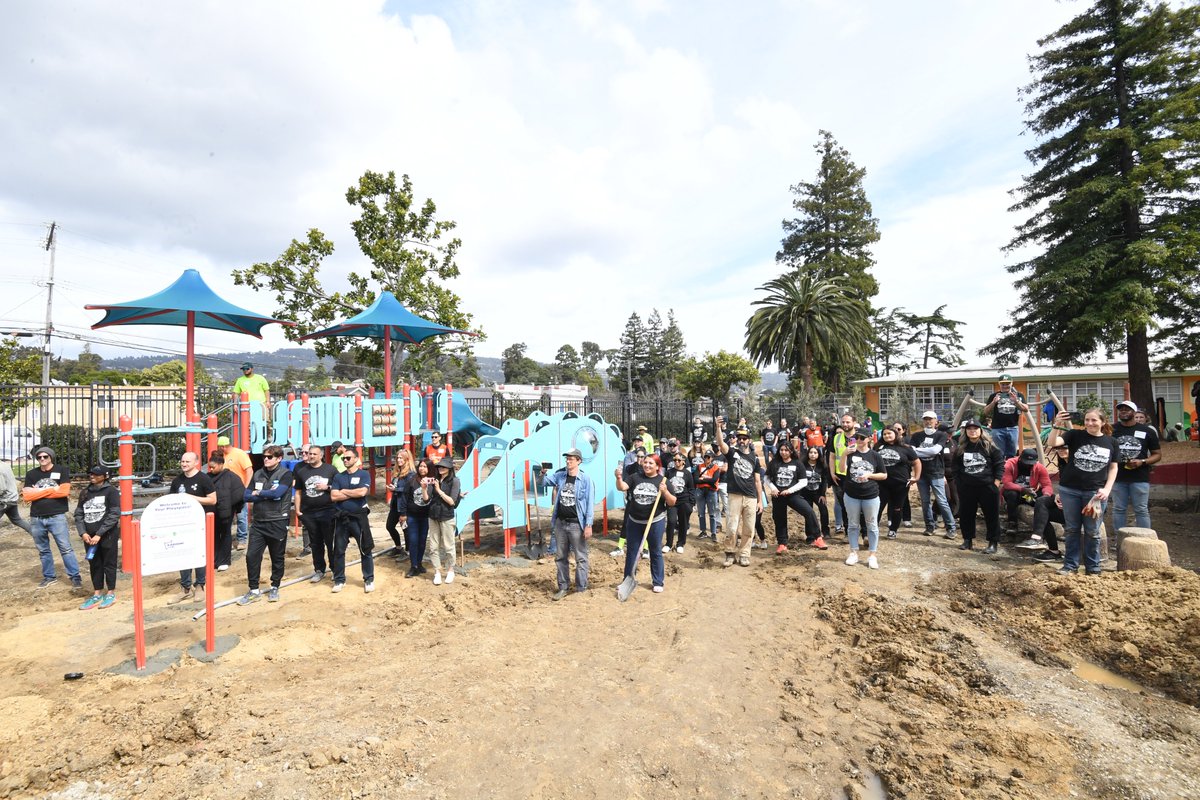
[0,0,1081,374]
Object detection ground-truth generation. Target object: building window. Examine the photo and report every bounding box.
[136,396,152,409]
[1153,378,1182,402]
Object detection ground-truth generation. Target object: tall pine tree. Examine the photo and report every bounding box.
[609,313,650,395]
[777,130,881,300]
[983,0,1200,413]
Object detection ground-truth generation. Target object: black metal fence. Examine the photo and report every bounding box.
[0,384,232,476]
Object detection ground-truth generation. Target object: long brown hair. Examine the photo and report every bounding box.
[1082,407,1114,436]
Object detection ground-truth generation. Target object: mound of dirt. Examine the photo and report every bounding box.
[930,568,1200,705]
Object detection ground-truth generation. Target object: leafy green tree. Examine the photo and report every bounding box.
[647,309,686,391]
[0,338,41,420]
[777,130,881,300]
[501,343,547,384]
[609,313,650,394]
[869,307,915,378]
[676,351,761,405]
[900,305,966,369]
[983,0,1200,414]
[579,341,604,372]
[553,344,581,383]
[744,273,870,394]
[232,171,482,392]
[141,360,212,386]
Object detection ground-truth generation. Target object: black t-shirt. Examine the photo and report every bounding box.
[724,447,759,497]
[1059,430,1118,491]
[170,471,215,499]
[766,458,802,492]
[625,473,666,524]
[761,428,776,448]
[713,454,728,486]
[800,461,826,497]
[876,443,917,483]
[908,430,948,478]
[842,449,885,500]
[987,390,1025,428]
[24,464,71,517]
[665,466,694,506]
[954,440,1003,486]
[1112,423,1160,483]
[406,473,433,518]
[293,462,337,512]
[690,424,707,444]
[556,474,579,523]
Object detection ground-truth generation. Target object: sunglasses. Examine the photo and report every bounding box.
[36,455,52,460]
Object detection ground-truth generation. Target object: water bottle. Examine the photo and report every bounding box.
[86,543,97,560]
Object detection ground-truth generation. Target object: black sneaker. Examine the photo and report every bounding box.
[70,576,84,591]
[37,577,58,589]
[886,531,898,540]
[923,528,935,536]
[1033,550,1062,562]
[296,547,312,559]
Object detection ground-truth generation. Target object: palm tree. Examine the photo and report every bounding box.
[744,272,870,393]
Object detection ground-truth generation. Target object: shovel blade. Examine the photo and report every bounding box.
[616,575,637,602]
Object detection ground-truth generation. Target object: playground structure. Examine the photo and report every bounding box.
[453,411,628,557]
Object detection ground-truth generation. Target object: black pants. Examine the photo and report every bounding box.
[1031,495,1065,551]
[771,493,820,545]
[300,510,336,573]
[333,511,374,584]
[800,493,830,539]
[88,531,119,591]
[214,514,234,568]
[666,503,693,548]
[755,509,766,540]
[957,481,1000,546]
[246,520,287,591]
[2,503,32,534]
[1002,490,1037,525]
[878,479,909,532]
[385,504,407,551]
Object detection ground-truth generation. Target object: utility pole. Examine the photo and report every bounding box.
[42,221,56,385]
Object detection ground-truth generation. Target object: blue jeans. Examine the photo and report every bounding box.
[917,475,956,532]
[30,514,81,581]
[1109,481,1150,530]
[991,426,1019,460]
[1060,485,1106,573]
[624,517,665,588]
[237,505,248,544]
[696,488,718,535]
[844,495,880,553]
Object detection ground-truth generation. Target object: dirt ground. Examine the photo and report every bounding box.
[2,443,1200,799]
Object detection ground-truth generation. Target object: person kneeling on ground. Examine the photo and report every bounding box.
[1002,448,1051,539]
[74,465,120,610]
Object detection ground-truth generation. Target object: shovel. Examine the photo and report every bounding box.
[617,488,663,602]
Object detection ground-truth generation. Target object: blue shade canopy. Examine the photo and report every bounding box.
[299,291,472,344]
[86,269,292,337]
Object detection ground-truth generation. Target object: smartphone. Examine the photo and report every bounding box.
[542,462,554,471]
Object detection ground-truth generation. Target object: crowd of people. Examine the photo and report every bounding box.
[0,373,1171,607]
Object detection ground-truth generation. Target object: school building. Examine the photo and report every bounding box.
[853,362,1199,429]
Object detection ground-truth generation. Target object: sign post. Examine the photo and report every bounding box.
[131,495,211,670]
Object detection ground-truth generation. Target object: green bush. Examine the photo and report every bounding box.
[34,424,93,475]
[95,427,188,477]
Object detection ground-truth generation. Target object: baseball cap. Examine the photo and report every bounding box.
[964,419,982,428]
[921,411,937,420]
[241,362,253,370]
[331,440,343,450]
[1018,448,1038,465]
[562,448,583,459]
[735,427,751,437]
[1116,400,1138,411]
[998,373,1013,381]
[851,430,869,439]
[216,435,231,446]
[88,465,109,476]
[637,425,647,432]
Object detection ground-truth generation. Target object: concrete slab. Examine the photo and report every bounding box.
[107,648,182,677]
[186,634,240,663]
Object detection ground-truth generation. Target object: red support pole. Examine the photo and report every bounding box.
[132,517,145,670]
[185,311,195,422]
[239,392,250,452]
[119,415,134,573]
[205,512,215,653]
[205,414,219,459]
[186,412,201,458]
[402,383,412,455]
[301,392,311,448]
[425,387,434,436]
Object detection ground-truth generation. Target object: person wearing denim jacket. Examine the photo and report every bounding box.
[545,450,595,599]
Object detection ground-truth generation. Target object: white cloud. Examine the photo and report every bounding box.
[0,0,1080,374]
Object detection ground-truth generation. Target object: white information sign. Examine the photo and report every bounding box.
[140,494,206,576]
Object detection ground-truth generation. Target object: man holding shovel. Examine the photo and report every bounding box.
[614,454,676,599]
[545,448,594,600]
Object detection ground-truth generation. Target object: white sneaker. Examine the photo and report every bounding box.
[610,548,624,558]
[445,569,455,584]
[331,582,345,593]
[364,581,375,593]
[661,545,670,554]
[867,555,879,570]
[903,521,913,528]
[641,550,649,560]
[216,564,229,572]
[652,585,664,593]
[433,572,442,586]
[845,552,859,566]
[676,546,685,554]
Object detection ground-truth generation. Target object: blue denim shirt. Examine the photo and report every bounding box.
[546,468,594,529]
